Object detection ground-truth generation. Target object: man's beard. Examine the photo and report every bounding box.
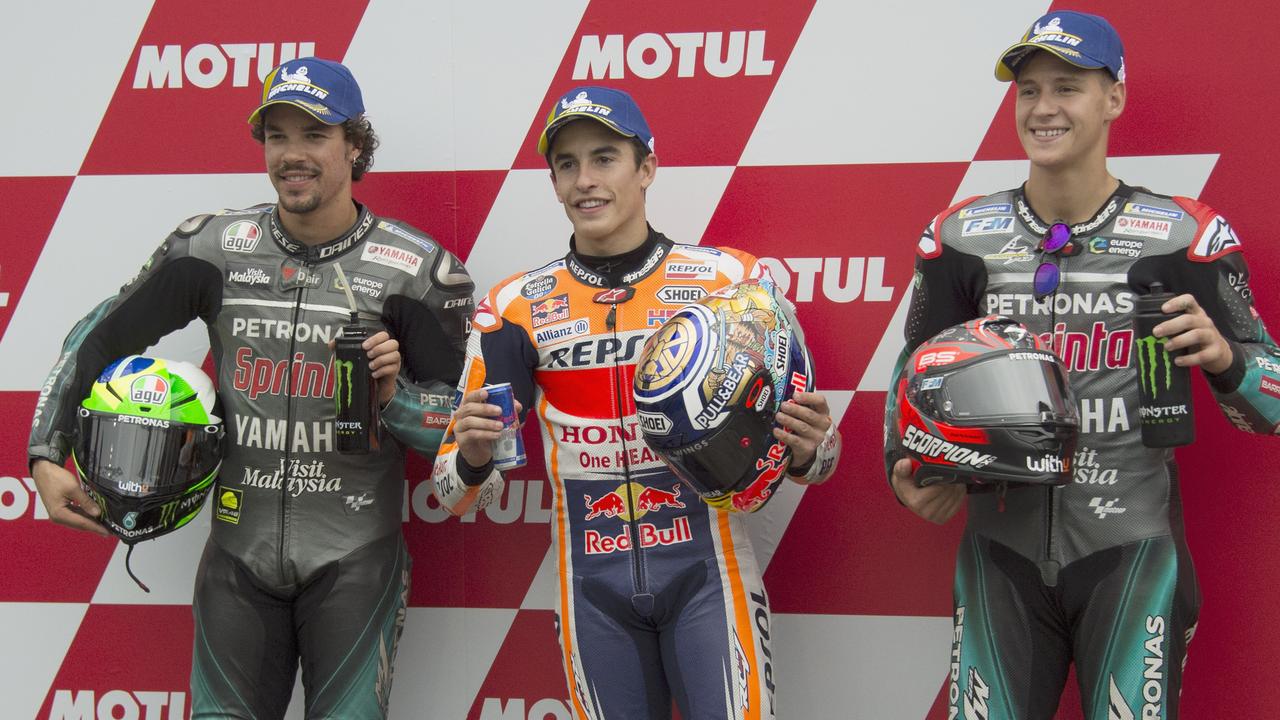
[279,191,320,214]
[276,164,322,214]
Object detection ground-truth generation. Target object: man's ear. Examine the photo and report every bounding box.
[1104,78,1126,123]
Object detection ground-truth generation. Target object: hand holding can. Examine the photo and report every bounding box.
[484,383,526,470]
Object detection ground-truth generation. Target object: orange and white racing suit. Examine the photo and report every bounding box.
[434,227,836,720]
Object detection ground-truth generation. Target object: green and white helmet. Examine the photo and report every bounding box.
[72,355,223,544]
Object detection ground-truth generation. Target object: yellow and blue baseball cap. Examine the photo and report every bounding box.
[995,11,1125,82]
[537,86,655,156]
[247,57,365,125]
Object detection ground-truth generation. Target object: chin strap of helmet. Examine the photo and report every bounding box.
[125,544,151,593]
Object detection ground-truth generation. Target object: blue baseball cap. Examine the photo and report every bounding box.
[995,11,1125,83]
[247,57,365,125]
[537,86,655,156]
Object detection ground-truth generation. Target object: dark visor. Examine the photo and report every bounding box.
[661,407,775,496]
[935,353,1073,423]
[76,411,222,498]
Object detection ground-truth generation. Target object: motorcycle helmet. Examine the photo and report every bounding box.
[72,355,223,544]
[893,315,1078,486]
[633,278,814,512]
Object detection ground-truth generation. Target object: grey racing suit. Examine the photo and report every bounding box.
[29,202,474,718]
[885,183,1280,719]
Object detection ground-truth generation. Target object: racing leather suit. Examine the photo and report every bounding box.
[433,227,838,720]
[29,202,475,719]
[885,184,1280,719]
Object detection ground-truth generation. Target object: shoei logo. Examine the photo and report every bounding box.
[573,31,774,80]
[133,43,316,90]
[657,285,706,305]
[221,220,262,253]
[49,690,188,719]
[129,375,170,405]
[638,411,672,435]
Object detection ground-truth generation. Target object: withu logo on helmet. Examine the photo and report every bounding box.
[893,316,1079,486]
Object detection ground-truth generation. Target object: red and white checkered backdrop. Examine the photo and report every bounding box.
[3,1,1278,718]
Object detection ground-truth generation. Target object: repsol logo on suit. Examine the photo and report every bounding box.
[547,336,648,368]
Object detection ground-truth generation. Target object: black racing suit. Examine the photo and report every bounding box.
[885,184,1280,719]
[29,202,475,719]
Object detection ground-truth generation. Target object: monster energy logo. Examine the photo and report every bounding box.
[159,498,179,526]
[335,357,356,415]
[1136,335,1174,397]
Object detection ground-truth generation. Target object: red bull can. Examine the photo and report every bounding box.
[484,383,526,471]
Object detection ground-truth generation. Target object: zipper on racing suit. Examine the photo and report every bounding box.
[606,302,655,616]
[277,261,309,585]
[1040,485,1061,586]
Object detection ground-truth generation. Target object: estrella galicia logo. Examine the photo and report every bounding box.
[1135,335,1175,397]
[521,275,557,299]
[122,511,139,530]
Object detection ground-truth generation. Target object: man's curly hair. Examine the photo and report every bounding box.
[251,109,380,181]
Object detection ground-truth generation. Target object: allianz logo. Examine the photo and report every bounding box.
[133,42,316,89]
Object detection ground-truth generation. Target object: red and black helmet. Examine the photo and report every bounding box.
[893,315,1079,486]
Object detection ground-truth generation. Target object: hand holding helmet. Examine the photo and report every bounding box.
[72,355,224,544]
[892,315,1079,487]
[633,278,820,513]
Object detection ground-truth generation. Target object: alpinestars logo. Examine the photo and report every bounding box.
[963,666,990,720]
[1090,497,1127,519]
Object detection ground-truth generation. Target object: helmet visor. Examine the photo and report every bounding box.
[75,410,222,498]
[933,352,1074,424]
[659,405,776,497]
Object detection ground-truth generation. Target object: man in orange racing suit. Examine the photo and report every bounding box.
[432,86,841,720]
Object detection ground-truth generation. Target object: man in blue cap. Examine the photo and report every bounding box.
[30,57,476,718]
[883,11,1280,718]
[433,86,841,719]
